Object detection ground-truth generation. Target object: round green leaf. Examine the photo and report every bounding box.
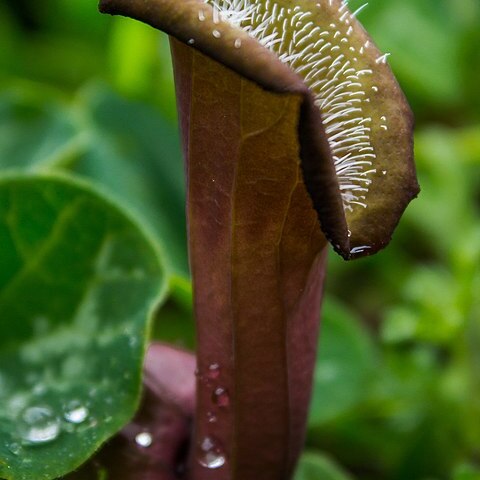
[0,174,166,480]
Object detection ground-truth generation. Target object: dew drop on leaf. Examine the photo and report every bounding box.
[64,401,89,424]
[19,406,60,445]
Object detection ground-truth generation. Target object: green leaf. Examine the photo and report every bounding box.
[0,88,81,171]
[309,297,376,426]
[0,173,166,480]
[69,84,188,277]
[453,464,480,480]
[0,83,189,278]
[295,451,354,480]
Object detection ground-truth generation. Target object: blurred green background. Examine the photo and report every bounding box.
[1,0,479,479]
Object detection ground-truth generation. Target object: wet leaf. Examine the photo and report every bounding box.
[66,343,196,480]
[0,174,166,480]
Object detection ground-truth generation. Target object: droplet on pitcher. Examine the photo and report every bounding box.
[64,402,89,424]
[212,387,230,408]
[207,363,220,380]
[207,411,217,423]
[135,432,153,448]
[197,436,226,469]
[19,406,60,445]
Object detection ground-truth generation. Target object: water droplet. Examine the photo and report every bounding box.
[207,363,220,380]
[64,402,89,424]
[135,432,153,448]
[19,406,60,445]
[347,229,352,238]
[234,38,242,48]
[212,387,230,407]
[207,411,217,423]
[197,436,226,469]
[382,170,387,175]
[212,30,221,38]
[188,38,195,45]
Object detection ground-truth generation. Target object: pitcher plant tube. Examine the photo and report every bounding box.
[99,1,419,479]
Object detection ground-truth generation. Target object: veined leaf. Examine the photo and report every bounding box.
[172,43,328,479]
[0,84,189,279]
[0,174,166,480]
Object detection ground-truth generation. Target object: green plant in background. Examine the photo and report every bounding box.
[0,0,479,479]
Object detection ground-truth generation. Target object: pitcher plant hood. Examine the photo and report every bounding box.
[99,0,419,259]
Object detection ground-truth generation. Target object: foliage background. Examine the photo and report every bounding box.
[0,0,479,478]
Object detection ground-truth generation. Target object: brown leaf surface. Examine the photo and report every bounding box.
[171,40,328,480]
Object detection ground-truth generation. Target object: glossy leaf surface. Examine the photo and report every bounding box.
[0,174,166,480]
